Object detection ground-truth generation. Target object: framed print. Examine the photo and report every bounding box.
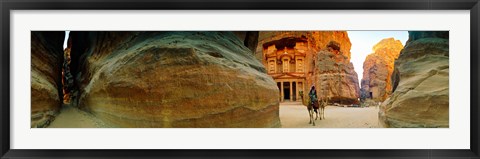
[1,0,479,158]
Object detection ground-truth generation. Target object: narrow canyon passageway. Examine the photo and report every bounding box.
[31,31,448,128]
[47,105,113,128]
[279,102,381,128]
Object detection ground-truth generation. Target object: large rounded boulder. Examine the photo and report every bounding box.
[70,31,280,128]
[379,31,449,128]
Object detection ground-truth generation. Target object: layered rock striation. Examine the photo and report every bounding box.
[379,31,449,128]
[31,31,65,127]
[361,38,403,101]
[69,31,280,128]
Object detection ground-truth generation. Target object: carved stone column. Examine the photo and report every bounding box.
[280,81,284,102]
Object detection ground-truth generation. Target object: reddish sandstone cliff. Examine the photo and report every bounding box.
[257,31,360,104]
[361,38,403,101]
[314,41,360,104]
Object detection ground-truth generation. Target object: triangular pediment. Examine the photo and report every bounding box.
[270,73,306,79]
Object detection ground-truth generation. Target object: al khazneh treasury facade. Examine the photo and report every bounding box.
[261,37,311,102]
[257,31,360,104]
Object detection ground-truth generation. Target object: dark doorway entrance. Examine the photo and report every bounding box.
[283,82,290,101]
[369,92,373,99]
[292,82,296,101]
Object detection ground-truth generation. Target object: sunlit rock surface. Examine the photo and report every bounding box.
[379,31,449,128]
[314,41,361,104]
[69,31,280,128]
[361,38,403,101]
[257,31,360,104]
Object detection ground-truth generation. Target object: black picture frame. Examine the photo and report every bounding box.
[1,0,479,158]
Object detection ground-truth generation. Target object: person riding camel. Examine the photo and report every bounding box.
[309,85,318,108]
[307,85,320,125]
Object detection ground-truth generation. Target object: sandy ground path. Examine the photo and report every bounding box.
[48,105,113,128]
[280,101,382,128]
[48,102,380,128]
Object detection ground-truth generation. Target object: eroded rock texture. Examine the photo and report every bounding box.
[69,31,280,128]
[31,31,65,127]
[361,38,403,101]
[314,41,360,104]
[379,31,449,128]
[257,31,352,60]
[256,31,360,104]
[62,42,74,104]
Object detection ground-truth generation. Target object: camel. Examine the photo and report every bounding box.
[317,97,328,120]
[308,99,319,126]
[301,91,319,126]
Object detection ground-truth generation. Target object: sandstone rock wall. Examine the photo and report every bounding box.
[310,31,352,60]
[257,31,360,104]
[256,31,311,62]
[314,42,360,104]
[379,31,449,128]
[257,31,351,60]
[62,42,74,104]
[233,31,259,53]
[31,31,65,127]
[69,31,280,128]
[361,38,403,101]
